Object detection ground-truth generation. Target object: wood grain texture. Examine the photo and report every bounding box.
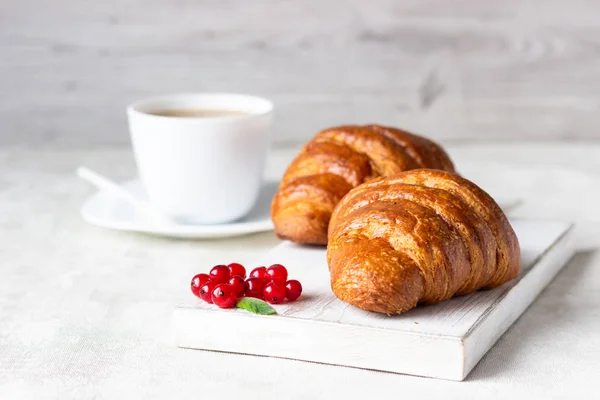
[175,220,574,380]
[1,0,600,147]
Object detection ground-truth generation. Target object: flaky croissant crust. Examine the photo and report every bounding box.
[271,125,455,245]
[327,169,520,315]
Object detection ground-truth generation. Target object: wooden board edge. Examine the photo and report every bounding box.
[174,306,467,380]
[461,223,575,379]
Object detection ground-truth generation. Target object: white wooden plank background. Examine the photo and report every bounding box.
[2,0,600,147]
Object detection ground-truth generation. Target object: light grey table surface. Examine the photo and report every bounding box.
[0,142,599,399]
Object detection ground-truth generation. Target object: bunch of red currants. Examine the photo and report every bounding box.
[191,263,302,308]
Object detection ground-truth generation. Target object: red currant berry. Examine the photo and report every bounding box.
[227,263,246,279]
[209,264,230,284]
[263,281,286,304]
[211,284,238,309]
[266,264,288,284]
[249,266,268,281]
[199,281,216,304]
[285,280,302,301]
[227,275,246,297]
[190,273,210,298]
[244,278,265,299]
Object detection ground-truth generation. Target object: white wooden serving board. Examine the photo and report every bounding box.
[175,219,574,381]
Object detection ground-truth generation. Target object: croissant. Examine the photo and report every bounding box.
[327,169,520,315]
[271,125,455,245]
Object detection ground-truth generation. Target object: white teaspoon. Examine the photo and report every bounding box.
[77,166,176,226]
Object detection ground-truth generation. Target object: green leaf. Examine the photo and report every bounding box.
[236,297,277,315]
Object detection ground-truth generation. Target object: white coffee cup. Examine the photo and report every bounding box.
[127,93,273,224]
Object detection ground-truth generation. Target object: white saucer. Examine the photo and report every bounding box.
[81,180,278,239]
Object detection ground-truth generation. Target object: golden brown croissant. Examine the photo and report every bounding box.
[271,125,455,245]
[327,169,520,315]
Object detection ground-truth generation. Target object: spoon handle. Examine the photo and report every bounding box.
[77,166,174,225]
